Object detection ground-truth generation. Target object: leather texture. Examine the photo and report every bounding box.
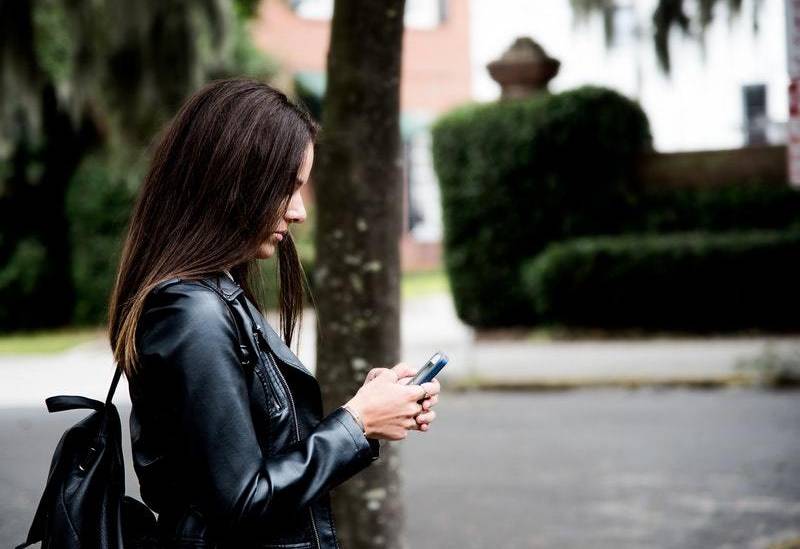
[129,272,380,548]
[15,378,159,548]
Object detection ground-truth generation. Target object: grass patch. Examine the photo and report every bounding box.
[401,268,450,299]
[0,326,105,355]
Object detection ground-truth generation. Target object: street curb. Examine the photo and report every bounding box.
[443,373,763,392]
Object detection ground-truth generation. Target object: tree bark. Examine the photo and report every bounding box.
[313,1,406,548]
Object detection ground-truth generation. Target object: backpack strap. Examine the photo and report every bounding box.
[105,366,123,407]
[47,395,105,413]
[222,292,257,370]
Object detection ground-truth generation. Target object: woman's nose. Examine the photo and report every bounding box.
[286,194,307,224]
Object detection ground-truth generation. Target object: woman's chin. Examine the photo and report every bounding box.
[256,242,276,259]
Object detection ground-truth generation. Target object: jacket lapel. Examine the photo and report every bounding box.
[211,273,315,380]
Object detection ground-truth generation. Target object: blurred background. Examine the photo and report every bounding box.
[1,0,799,548]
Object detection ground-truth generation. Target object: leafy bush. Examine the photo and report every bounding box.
[431,86,653,326]
[521,230,800,332]
[630,185,800,233]
[0,237,48,330]
[66,154,140,325]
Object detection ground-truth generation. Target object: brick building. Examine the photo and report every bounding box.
[250,0,472,270]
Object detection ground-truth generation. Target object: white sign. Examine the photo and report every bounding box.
[787,0,800,78]
[788,80,800,187]
[787,1,800,185]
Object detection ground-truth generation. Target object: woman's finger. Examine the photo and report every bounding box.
[397,375,414,386]
[416,410,436,423]
[422,394,439,410]
[365,367,390,384]
[391,362,418,380]
[372,368,399,384]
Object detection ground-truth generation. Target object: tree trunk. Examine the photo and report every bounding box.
[313,1,406,548]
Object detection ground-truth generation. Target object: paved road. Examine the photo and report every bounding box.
[3,389,799,548]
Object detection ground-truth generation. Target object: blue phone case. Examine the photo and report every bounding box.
[410,351,448,385]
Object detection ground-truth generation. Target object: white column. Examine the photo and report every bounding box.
[786,0,800,186]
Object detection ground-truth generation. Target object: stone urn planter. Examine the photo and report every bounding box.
[487,37,561,99]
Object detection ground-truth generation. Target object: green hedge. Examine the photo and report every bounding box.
[630,185,800,233]
[431,86,653,326]
[521,230,800,332]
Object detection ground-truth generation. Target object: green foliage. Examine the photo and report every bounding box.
[521,230,800,332]
[431,86,652,327]
[0,1,280,332]
[0,237,48,330]
[32,0,75,84]
[234,0,262,18]
[66,152,141,325]
[1,0,236,151]
[231,12,280,81]
[0,326,101,354]
[630,186,800,233]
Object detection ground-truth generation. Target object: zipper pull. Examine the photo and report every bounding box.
[239,343,252,366]
[253,325,267,352]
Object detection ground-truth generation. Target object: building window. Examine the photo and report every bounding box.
[291,0,332,20]
[290,0,448,28]
[406,130,443,243]
[404,0,447,29]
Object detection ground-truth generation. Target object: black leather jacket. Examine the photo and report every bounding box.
[129,272,380,548]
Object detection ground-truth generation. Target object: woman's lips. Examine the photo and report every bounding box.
[273,231,284,241]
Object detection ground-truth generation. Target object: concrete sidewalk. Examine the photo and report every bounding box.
[400,293,800,389]
[0,292,798,408]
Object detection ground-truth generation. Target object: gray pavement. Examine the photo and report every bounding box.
[400,389,800,549]
[2,389,799,548]
[2,292,800,548]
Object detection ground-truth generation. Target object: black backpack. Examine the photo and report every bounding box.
[15,366,158,549]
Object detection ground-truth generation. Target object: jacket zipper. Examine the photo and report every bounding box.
[255,328,322,549]
[252,352,280,413]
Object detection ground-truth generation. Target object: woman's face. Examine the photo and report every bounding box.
[256,141,313,260]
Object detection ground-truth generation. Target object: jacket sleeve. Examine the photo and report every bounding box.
[136,283,378,533]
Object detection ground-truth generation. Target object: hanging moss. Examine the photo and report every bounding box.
[32,0,75,85]
[0,1,280,331]
[570,0,757,73]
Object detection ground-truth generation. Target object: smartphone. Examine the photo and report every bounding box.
[408,351,448,386]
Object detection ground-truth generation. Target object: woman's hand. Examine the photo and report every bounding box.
[355,363,441,435]
[347,367,438,441]
[391,363,440,432]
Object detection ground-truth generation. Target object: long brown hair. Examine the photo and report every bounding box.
[108,78,318,377]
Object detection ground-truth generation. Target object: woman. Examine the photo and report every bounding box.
[108,78,441,548]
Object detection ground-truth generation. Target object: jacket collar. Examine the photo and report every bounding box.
[205,272,313,378]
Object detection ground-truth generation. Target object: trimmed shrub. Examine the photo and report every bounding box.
[521,230,800,332]
[432,86,653,327]
[631,185,800,233]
